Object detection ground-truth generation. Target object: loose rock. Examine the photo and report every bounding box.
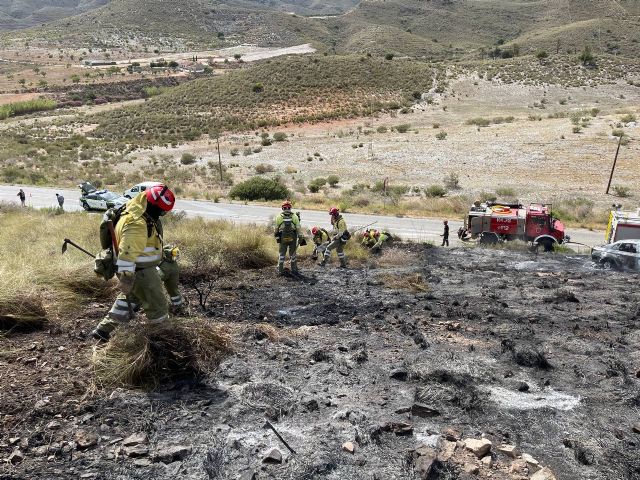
[464,438,492,458]
[124,445,149,458]
[47,420,62,430]
[522,453,540,471]
[531,467,557,480]
[412,445,436,479]
[342,441,355,454]
[263,448,282,464]
[152,445,192,464]
[8,449,24,464]
[481,455,493,468]
[122,433,149,447]
[74,430,98,450]
[464,463,479,474]
[436,440,456,462]
[390,368,408,381]
[411,403,440,418]
[497,444,519,458]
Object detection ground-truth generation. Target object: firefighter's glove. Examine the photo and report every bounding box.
[299,238,307,247]
[116,271,135,295]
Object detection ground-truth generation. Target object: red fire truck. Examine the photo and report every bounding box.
[459,202,569,251]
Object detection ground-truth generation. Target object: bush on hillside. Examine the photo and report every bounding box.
[229,177,290,201]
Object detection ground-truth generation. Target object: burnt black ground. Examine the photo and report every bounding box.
[1,245,639,480]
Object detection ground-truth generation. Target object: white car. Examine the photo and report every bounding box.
[123,181,162,199]
[79,182,128,211]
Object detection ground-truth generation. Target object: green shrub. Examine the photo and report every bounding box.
[327,175,340,187]
[229,177,290,201]
[495,187,516,197]
[466,117,491,127]
[273,132,287,142]
[612,185,631,198]
[425,185,446,197]
[396,124,411,133]
[180,153,196,165]
[620,113,637,123]
[435,131,447,140]
[376,126,387,133]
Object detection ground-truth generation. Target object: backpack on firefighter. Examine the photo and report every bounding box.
[94,205,126,281]
[94,204,160,281]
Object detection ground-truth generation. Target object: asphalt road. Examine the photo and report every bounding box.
[0,184,605,249]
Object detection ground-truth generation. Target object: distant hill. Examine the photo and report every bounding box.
[0,0,109,30]
[3,0,334,49]
[321,0,640,57]
[4,0,640,59]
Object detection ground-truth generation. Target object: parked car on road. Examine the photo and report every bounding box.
[79,182,128,211]
[123,181,162,199]
[591,239,640,271]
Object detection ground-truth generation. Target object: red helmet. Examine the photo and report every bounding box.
[282,200,292,210]
[311,227,319,235]
[329,207,339,216]
[146,184,175,212]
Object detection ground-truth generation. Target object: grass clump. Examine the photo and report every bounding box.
[92,318,232,389]
[0,292,47,331]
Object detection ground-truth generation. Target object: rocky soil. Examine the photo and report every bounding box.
[1,245,639,480]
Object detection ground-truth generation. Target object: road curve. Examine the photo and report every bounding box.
[0,184,605,249]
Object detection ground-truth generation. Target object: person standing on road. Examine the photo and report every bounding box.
[55,193,64,211]
[17,189,26,207]
[92,185,175,343]
[441,220,449,247]
[274,200,305,275]
[320,207,349,268]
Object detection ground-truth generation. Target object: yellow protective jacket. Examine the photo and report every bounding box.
[361,231,377,247]
[313,229,330,246]
[331,215,347,238]
[275,211,301,241]
[115,192,163,273]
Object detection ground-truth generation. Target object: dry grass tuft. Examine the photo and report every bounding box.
[50,266,117,301]
[378,273,430,293]
[246,323,283,342]
[376,247,419,267]
[93,318,232,389]
[0,293,47,331]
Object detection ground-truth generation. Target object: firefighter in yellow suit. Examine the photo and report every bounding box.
[274,200,306,275]
[92,185,176,342]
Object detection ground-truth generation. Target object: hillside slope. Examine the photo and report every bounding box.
[0,0,108,30]
[3,0,640,58]
[3,0,334,49]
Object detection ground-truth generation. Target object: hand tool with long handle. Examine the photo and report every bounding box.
[61,238,95,258]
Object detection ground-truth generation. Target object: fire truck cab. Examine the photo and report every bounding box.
[463,202,567,251]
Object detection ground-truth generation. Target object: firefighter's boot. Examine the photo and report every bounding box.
[91,328,110,343]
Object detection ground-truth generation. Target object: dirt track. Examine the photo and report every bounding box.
[1,245,639,479]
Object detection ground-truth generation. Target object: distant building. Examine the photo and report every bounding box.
[84,60,117,67]
[180,62,206,74]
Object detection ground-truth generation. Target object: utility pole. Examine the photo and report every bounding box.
[605,134,623,194]
[216,135,223,183]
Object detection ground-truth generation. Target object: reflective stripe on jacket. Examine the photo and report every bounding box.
[115,192,163,272]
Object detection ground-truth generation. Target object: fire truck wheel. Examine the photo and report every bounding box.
[538,239,554,252]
